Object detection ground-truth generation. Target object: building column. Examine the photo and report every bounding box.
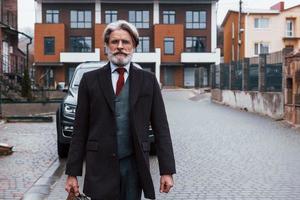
[35,1,42,23]
[95,0,101,24]
[153,0,159,25]
[242,58,249,91]
[211,2,217,51]
[155,48,161,84]
[258,54,266,92]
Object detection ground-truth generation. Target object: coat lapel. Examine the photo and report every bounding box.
[129,63,143,109]
[97,63,115,112]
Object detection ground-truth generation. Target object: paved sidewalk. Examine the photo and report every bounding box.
[0,118,57,199]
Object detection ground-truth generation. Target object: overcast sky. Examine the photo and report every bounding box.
[18,0,300,36]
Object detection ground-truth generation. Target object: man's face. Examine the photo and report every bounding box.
[107,29,135,67]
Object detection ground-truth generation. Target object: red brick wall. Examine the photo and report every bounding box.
[34,23,66,63]
[174,66,184,87]
[95,24,107,60]
[223,12,245,63]
[154,24,184,63]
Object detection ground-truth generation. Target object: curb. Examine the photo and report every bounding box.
[22,158,66,200]
[6,116,53,123]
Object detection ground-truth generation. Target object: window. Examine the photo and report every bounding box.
[186,11,206,29]
[70,36,92,52]
[105,10,117,24]
[70,10,92,28]
[129,11,149,28]
[164,37,174,54]
[254,42,269,55]
[186,37,206,52]
[136,37,150,53]
[46,10,59,23]
[254,18,269,28]
[44,37,55,55]
[163,11,175,24]
[286,20,294,37]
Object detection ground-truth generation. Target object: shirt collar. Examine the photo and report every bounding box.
[110,62,130,74]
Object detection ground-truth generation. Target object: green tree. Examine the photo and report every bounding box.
[21,69,32,99]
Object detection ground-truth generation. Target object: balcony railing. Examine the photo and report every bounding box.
[1,11,17,29]
[0,54,25,76]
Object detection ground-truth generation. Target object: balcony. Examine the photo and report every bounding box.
[0,54,25,76]
[132,48,161,82]
[132,48,161,63]
[60,48,100,63]
[181,48,221,64]
[0,11,17,29]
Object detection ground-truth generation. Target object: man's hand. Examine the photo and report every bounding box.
[160,175,174,193]
[65,176,79,196]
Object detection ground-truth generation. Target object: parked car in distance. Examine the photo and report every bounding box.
[56,61,156,158]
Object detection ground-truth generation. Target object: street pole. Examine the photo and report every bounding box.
[0,79,2,119]
[237,0,242,62]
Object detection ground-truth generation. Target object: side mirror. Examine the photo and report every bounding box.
[62,87,69,93]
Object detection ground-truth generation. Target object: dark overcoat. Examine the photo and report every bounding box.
[65,62,176,199]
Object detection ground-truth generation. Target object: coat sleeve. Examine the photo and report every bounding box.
[150,75,176,175]
[65,74,89,176]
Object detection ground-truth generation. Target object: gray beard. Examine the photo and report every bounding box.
[107,50,133,67]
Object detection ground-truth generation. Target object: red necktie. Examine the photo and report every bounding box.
[115,67,126,96]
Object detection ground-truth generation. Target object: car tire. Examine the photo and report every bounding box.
[56,108,70,158]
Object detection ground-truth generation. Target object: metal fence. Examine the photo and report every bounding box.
[265,63,282,92]
[212,51,283,92]
[248,64,258,91]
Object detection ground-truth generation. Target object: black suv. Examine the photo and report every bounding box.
[56,61,155,158]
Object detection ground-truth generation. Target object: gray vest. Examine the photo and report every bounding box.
[114,79,133,158]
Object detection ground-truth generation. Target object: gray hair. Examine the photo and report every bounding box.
[103,20,139,47]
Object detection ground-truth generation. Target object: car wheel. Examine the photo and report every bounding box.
[58,141,70,158]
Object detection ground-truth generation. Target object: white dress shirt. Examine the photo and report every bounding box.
[110,62,130,94]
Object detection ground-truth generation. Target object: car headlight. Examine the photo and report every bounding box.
[64,103,76,115]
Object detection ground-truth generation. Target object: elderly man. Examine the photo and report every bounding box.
[65,20,176,200]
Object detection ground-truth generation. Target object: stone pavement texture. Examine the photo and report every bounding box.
[46,90,300,200]
[0,119,57,199]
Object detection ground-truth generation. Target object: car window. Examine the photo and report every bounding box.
[71,67,98,89]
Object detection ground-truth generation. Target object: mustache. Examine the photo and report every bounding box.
[112,51,128,56]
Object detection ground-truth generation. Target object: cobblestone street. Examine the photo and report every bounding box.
[47,90,300,200]
[2,89,300,199]
[0,119,57,199]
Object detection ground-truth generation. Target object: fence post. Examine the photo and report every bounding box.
[258,54,266,92]
[198,67,204,88]
[242,58,249,91]
[210,64,215,89]
[282,47,294,91]
[229,62,235,90]
[220,64,224,89]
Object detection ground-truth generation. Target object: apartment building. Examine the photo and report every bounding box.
[222,1,300,63]
[34,0,220,88]
[0,0,25,80]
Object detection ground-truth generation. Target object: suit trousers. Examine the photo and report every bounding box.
[92,155,142,200]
